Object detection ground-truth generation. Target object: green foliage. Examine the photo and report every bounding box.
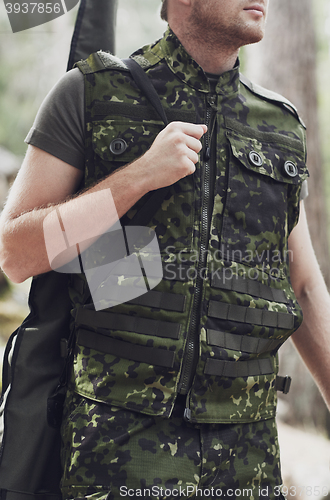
[0,5,76,155]
[0,0,166,156]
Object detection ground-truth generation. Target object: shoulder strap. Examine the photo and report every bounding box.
[123,58,169,127]
[122,57,169,227]
[240,73,306,129]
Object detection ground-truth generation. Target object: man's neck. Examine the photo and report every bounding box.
[183,42,239,75]
[169,24,239,75]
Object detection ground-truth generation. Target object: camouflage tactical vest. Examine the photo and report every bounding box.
[70,28,309,424]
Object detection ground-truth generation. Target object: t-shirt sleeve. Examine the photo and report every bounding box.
[25,68,85,170]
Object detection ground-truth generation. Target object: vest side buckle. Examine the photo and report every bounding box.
[275,375,292,394]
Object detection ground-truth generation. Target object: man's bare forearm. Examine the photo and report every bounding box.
[0,158,148,282]
[291,277,330,409]
[289,203,330,409]
[0,122,207,282]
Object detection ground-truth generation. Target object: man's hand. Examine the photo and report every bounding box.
[0,122,207,282]
[137,122,207,191]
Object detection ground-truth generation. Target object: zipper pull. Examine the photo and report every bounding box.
[183,390,192,421]
[204,147,211,161]
[184,407,192,422]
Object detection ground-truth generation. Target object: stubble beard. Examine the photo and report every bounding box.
[187,3,265,53]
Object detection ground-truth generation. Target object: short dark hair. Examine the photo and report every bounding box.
[160,0,168,21]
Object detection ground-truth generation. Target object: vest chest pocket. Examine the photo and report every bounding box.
[221,131,308,273]
[90,118,196,250]
[91,118,163,180]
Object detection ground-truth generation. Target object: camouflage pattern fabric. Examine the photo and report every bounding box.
[61,391,284,500]
[67,26,309,425]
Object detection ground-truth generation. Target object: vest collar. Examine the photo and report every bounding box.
[156,27,240,96]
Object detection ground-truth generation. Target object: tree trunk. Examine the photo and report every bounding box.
[244,0,330,436]
[244,0,329,284]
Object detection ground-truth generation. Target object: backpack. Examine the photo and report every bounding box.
[0,7,169,493]
[0,272,71,499]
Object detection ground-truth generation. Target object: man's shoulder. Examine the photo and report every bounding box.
[75,51,156,75]
[240,73,306,129]
[75,51,129,74]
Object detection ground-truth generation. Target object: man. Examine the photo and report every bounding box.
[0,0,330,498]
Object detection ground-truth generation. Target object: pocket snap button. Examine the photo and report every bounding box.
[284,161,298,178]
[248,151,263,167]
[109,138,128,155]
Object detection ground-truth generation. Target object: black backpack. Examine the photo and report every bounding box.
[0,272,71,500]
[0,2,169,494]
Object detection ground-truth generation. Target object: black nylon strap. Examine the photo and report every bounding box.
[207,329,282,354]
[208,301,294,329]
[77,328,175,368]
[123,58,169,126]
[120,57,170,229]
[128,290,186,312]
[67,0,118,71]
[211,272,289,303]
[80,57,171,306]
[75,308,181,340]
[204,357,274,378]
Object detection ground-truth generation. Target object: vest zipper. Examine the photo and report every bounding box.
[178,95,217,406]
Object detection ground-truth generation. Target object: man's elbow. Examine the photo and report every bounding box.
[0,254,28,284]
[0,235,28,284]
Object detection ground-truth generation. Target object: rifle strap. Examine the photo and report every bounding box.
[122,57,169,227]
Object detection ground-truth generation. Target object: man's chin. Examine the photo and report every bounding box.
[239,27,266,47]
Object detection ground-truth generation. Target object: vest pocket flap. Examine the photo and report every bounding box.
[92,119,162,162]
[226,132,309,185]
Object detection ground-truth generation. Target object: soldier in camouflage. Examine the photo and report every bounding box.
[1,0,330,499]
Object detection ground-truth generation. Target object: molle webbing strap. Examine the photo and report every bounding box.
[208,301,294,329]
[77,328,175,368]
[163,263,194,281]
[207,329,283,354]
[128,290,186,312]
[204,357,273,378]
[225,117,305,152]
[211,272,289,304]
[104,261,193,283]
[75,308,181,340]
[93,101,196,124]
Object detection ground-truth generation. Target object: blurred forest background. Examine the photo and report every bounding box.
[0,0,330,494]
